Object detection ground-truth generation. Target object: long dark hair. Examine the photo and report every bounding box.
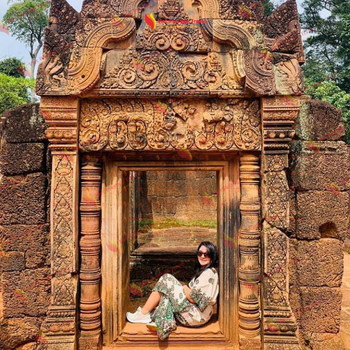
[191,241,218,282]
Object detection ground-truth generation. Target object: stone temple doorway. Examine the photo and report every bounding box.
[101,157,240,348]
[127,169,218,312]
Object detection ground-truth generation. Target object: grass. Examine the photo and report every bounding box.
[138,217,217,230]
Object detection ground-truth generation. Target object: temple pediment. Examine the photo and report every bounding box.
[36,0,304,98]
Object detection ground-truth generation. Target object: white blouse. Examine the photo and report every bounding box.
[188,267,219,312]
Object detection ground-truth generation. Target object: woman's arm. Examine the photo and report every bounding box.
[183,285,196,304]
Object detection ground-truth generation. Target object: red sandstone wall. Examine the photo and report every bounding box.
[288,97,349,350]
[139,170,217,223]
[0,104,51,349]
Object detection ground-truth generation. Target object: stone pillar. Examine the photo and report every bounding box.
[261,96,301,350]
[39,97,79,349]
[238,153,261,349]
[79,155,102,349]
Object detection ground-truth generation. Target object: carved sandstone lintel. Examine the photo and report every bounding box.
[39,97,80,349]
[79,155,102,349]
[79,98,261,152]
[239,153,261,349]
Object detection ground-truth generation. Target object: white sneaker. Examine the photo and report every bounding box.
[126,307,152,324]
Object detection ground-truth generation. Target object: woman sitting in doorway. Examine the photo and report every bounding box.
[126,241,219,340]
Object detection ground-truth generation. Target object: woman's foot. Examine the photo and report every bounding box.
[126,306,152,324]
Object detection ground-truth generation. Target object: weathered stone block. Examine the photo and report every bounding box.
[3,268,51,318]
[2,104,46,143]
[296,191,348,240]
[290,141,349,191]
[306,332,346,350]
[0,224,50,269]
[0,251,25,272]
[296,239,344,287]
[296,99,345,141]
[289,285,302,323]
[0,317,42,350]
[299,287,342,334]
[0,173,46,225]
[0,143,45,175]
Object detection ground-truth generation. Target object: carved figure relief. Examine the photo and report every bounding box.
[100,50,243,93]
[79,98,261,152]
[136,22,209,52]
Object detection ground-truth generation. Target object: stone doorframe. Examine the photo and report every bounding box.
[39,95,301,350]
[100,159,240,347]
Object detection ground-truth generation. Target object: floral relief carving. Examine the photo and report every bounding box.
[53,155,74,273]
[136,22,209,52]
[100,50,243,93]
[79,98,261,152]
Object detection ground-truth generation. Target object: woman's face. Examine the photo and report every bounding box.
[197,245,211,267]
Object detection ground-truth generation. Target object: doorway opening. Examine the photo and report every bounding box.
[101,159,239,348]
[128,169,218,314]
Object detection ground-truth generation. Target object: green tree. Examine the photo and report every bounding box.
[0,73,35,116]
[301,0,350,93]
[310,81,350,143]
[0,57,27,78]
[3,0,50,100]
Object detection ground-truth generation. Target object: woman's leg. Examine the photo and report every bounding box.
[141,291,161,314]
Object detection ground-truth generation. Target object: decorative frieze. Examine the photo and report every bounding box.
[79,98,261,152]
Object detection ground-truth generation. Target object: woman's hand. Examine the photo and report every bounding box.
[183,285,196,304]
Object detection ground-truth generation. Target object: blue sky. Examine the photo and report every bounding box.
[0,0,306,74]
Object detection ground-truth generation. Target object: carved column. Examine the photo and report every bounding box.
[40,97,80,349]
[261,96,301,350]
[79,155,102,349]
[238,153,261,349]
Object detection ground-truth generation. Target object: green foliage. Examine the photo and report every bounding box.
[301,0,350,93]
[0,73,34,115]
[310,81,350,143]
[301,0,350,144]
[0,57,26,78]
[3,0,49,47]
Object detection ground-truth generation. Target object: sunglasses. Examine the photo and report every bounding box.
[197,251,210,258]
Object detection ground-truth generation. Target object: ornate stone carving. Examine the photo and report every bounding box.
[262,171,289,230]
[136,23,209,52]
[261,97,301,349]
[79,98,261,152]
[219,0,265,22]
[36,0,306,349]
[239,153,261,349]
[244,49,276,96]
[261,96,299,153]
[262,223,300,349]
[39,97,80,350]
[40,151,79,350]
[263,0,304,63]
[35,0,79,95]
[100,50,242,94]
[79,155,102,349]
[274,58,303,96]
[159,0,186,19]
